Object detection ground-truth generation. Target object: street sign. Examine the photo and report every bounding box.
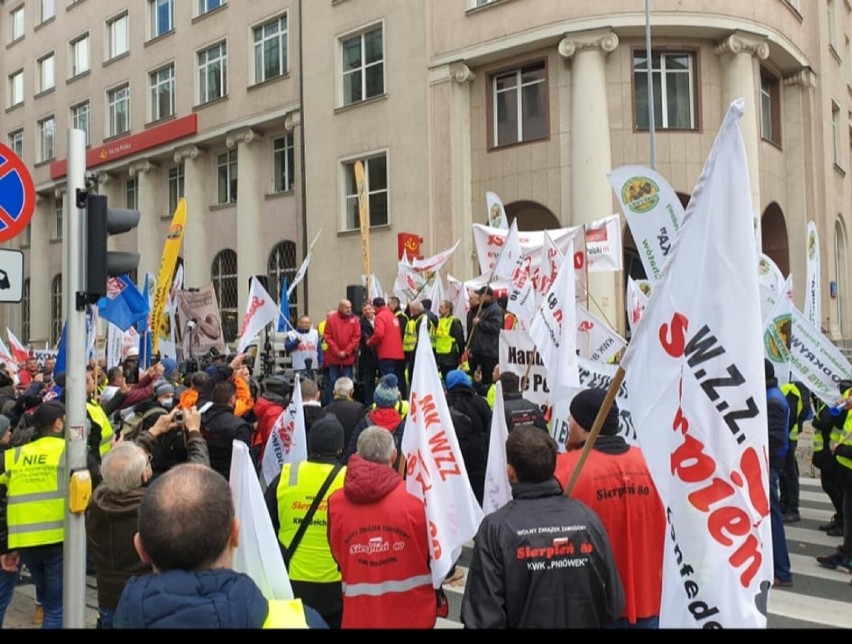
[0,142,36,243]
[0,249,23,303]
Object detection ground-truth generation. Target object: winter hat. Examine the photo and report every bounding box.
[160,358,177,379]
[569,388,619,436]
[32,401,66,429]
[308,415,345,456]
[764,359,775,381]
[155,382,175,398]
[0,415,11,441]
[264,376,291,398]
[445,369,472,391]
[373,374,400,408]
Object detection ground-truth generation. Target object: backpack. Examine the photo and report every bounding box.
[116,406,168,442]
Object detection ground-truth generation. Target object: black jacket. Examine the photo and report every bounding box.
[502,392,548,433]
[201,403,253,479]
[446,386,492,504]
[321,398,367,448]
[468,300,503,360]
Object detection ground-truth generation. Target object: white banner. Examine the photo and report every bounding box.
[537,230,562,304]
[789,305,852,405]
[499,329,551,415]
[805,221,821,330]
[447,275,469,338]
[763,275,793,385]
[758,253,786,323]
[493,220,536,329]
[411,239,461,276]
[261,374,307,486]
[608,164,685,282]
[626,276,650,336]
[482,381,512,515]
[585,213,623,272]
[621,99,771,628]
[402,321,483,587]
[576,304,627,364]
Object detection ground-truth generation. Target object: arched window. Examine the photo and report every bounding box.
[21,278,30,344]
[835,220,846,335]
[267,241,297,325]
[211,249,238,343]
[51,274,62,347]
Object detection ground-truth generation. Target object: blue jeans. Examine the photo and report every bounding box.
[20,544,63,629]
[770,467,792,581]
[0,559,21,627]
[97,607,115,629]
[323,365,352,405]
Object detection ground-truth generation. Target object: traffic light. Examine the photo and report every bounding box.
[82,192,140,300]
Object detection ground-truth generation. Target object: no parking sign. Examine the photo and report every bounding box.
[0,142,35,243]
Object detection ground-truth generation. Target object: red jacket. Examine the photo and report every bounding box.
[328,455,436,629]
[252,395,286,458]
[367,306,405,361]
[554,442,664,624]
[323,311,361,367]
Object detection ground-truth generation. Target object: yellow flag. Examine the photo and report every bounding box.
[354,160,371,298]
[152,197,187,355]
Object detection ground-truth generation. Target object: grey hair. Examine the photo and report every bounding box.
[357,426,396,464]
[333,377,355,397]
[101,441,149,494]
[408,299,424,314]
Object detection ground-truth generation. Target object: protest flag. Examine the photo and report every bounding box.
[262,373,307,486]
[6,328,29,365]
[98,275,150,332]
[482,381,511,515]
[237,276,282,354]
[278,276,290,333]
[152,198,186,354]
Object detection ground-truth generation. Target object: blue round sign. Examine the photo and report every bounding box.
[0,143,35,243]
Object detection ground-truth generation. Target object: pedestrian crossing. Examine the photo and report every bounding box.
[437,476,852,629]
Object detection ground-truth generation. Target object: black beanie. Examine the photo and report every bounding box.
[308,415,344,456]
[569,388,619,436]
[764,359,774,381]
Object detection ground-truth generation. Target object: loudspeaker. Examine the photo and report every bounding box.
[346,284,367,313]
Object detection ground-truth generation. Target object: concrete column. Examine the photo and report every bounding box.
[448,62,476,278]
[226,127,263,325]
[128,160,162,278]
[29,193,51,345]
[173,144,207,289]
[560,29,620,330]
[715,32,770,236]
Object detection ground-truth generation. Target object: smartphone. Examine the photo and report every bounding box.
[174,411,185,427]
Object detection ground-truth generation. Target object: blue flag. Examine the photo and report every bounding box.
[53,306,97,377]
[98,275,150,332]
[278,277,290,332]
[53,323,67,376]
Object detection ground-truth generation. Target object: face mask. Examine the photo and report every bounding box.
[159,398,174,409]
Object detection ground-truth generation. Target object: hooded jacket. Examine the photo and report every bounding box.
[201,403,254,478]
[327,455,436,629]
[342,407,404,463]
[252,392,288,459]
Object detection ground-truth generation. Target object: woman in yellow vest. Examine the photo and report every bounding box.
[86,367,115,486]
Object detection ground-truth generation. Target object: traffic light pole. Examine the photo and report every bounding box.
[63,128,89,628]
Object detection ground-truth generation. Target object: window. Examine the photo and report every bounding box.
[70,34,90,77]
[634,50,696,130]
[150,0,174,39]
[832,100,842,166]
[21,279,30,343]
[199,41,227,103]
[760,70,781,146]
[217,149,237,204]
[211,250,238,343]
[108,13,129,59]
[491,61,547,147]
[38,116,55,162]
[168,164,184,215]
[343,153,388,230]
[53,194,63,240]
[10,6,24,42]
[126,177,138,210]
[254,15,287,84]
[40,0,55,23]
[199,0,225,16]
[71,101,90,145]
[9,130,24,157]
[108,84,131,137]
[341,25,384,106]
[38,52,55,93]
[8,70,24,107]
[50,274,62,347]
[273,133,295,192]
[150,63,175,121]
[267,241,297,320]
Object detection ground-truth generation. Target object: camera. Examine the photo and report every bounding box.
[174,411,185,428]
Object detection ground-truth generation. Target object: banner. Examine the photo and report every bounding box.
[482,381,511,515]
[402,321,483,587]
[576,304,627,364]
[230,440,294,600]
[805,221,821,330]
[763,275,793,385]
[0,336,18,374]
[447,275,469,337]
[6,328,29,365]
[607,164,686,282]
[174,284,227,357]
[411,239,461,277]
[621,99,771,628]
[498,329,550,415]
[237,276,281,354]
[626,276,650,336]
[758,253,786,324]
[789,304,852,405]
[261,374,307,486]
[157,261,184,361]
[152,198,186,355]
[492,220,536,329]
[485,191,509,230]
[536,230,562,304]
[585,214,623,272]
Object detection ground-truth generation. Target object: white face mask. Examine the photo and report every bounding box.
[159,398,174,409]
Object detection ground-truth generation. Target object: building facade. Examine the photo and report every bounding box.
[2,0,852,352]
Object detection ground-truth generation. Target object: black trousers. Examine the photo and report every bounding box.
[779,439,799,513]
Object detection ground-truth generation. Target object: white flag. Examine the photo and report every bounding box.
[402,320,483,587]
[486,191,509,230]
[0,336,18,374]
[492,220,536,328]
[482,381,511,515]
[585,214,623,272]
[536,230,562,303]
[261,374,307,486]
[789,304,852,405]
[758,253,786,323]
[447,275,469,338]
[626,276,650,335]
[804,221,821,330]
[608,164,685,282]
[411,240,461,276]
[230,440,294,600]
[288,229,323,298]
[763,275,793,384]
[237,276,282,354]
[621,99,771,628]
[576,304,627,364]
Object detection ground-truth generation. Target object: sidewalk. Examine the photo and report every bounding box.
[3,572,98,629]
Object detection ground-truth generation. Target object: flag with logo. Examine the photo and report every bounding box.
[804,221,821,329]
[158,261,184,361]
[626,276,650,335]
[262,373,307,486]
[535,230,562,303]
[482,381,512,515]
[238,276,282,354]
[97,274,150,332]
[486,191,509,230]
[585,214,623,272]
[789,304,852,405]
[402,321,483,587]
[576,304,626,363]
[491,220,536,328]
[621,99,771,628]
[763,275,793,384]
[152,198,186,355]
[6,328,29,366]
[0,336,18,374]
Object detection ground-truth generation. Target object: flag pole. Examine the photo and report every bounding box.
[563,366,625,496]
[355,161,372,300]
